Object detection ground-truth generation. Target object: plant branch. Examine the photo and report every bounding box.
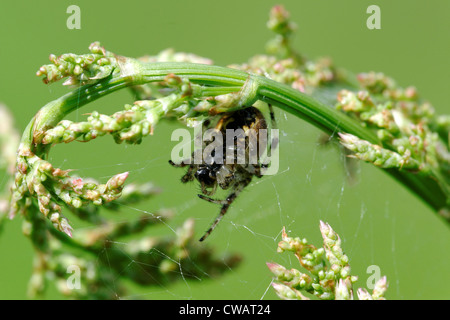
[21,59,449,223]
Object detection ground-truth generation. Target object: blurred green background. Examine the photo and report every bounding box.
[0,0,449,299]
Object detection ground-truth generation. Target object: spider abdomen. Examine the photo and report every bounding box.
[169,104,277,241]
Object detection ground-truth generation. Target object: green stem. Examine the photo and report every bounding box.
[22,61,449,224]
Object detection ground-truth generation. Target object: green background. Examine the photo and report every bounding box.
[0,0,449,299]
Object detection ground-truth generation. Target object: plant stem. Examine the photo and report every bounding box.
[23,61,449,224]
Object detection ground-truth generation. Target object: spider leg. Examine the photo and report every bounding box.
[199,177,251,242]
[267,103,279,150]
[168,159,189,167]
[200,181,217,197]
[243,164,263,178]
[197,194,227,205]
[169,160,195,183]
[256,104,278,175]
[181,167,195,183]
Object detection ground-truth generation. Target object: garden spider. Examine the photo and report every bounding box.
[169,104,277,241]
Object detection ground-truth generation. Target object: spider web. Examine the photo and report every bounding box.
[29,91,449,300]
[0,85,448,301]
[0,0,449,302]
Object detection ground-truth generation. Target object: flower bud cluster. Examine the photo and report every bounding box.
[268,222,387,300]
[10,144,130,236]
[36,42,119,85]
[336,73,449,173]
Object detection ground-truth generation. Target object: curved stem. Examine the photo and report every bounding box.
[22,61,449,223]
[257,78,379,143]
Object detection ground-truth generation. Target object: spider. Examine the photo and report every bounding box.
[169,104,277,241]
